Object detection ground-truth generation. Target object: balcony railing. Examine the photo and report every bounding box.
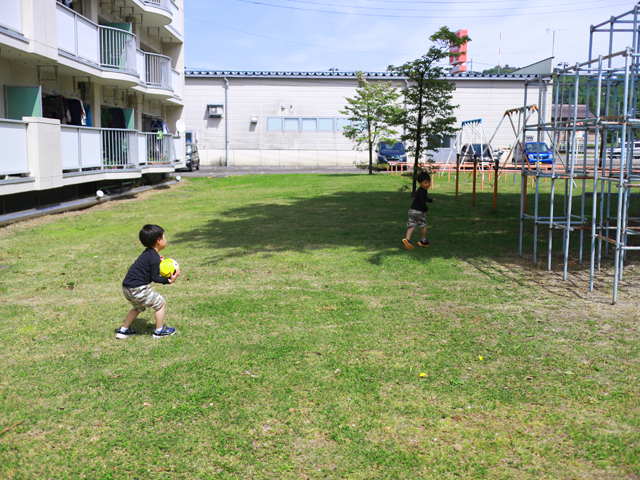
[139,132,173,165]
[0,119,29,177]
[102,129,138,168]
[101,26,137,73]
[57,3,137,74]
[57,3,100,65]
[145,52,172,89]
[1,0,22,34]
[61,126,102,170]
[167,1,182,36]
[172,69,181,98]
[143,0,171,11]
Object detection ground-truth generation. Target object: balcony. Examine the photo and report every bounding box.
[56,3,137,78]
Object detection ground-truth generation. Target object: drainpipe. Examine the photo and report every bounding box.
[224,77,229,167]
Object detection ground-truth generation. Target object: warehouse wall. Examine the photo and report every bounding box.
[184,75,550,167]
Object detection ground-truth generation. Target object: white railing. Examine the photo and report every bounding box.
[171,69,181,98]
[139,132,172,165]
[136,49,146,83]
[172,136,181,162]
[61,126,102,171]
[57,3,100,65]
[1,0,22,34]
[145,52,172,89]
[143,0,171,11]
[167,1,182,36]
[100,26,137,73]
[0,119,28,176]
[102,129,138,168]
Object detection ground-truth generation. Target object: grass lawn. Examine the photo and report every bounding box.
[0,172,638,479]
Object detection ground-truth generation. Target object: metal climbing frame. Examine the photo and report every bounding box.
[519,5,640,303]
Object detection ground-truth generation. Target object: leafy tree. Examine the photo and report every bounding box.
[388,27,470,194]
[481,64,519,75]
[341,71,403,175]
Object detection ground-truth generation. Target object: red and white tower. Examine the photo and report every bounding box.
[450,29,468,73]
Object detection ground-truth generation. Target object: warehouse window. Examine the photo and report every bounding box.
[284,118,299,131]
[318,118,334,131]
[267,117,283,131]
[266,116,351,132]
[302,118,317,131]
[336,118,351,131]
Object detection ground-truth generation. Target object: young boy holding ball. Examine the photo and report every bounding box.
[117,224,180,339]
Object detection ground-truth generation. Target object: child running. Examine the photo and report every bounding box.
[402,171,435,250]
[117,224,180,339]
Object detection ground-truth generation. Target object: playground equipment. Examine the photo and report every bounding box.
[519,4,640,303]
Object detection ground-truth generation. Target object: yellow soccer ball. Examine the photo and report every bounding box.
[159,258,179,278]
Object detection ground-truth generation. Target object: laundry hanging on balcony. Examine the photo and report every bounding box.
[43,95,71,124]
[66,99,86,126]
[150,119,170,134]
[108,107,126,129]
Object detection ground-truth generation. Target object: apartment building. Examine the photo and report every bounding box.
[0,0,185,213]
[184,71,550,167]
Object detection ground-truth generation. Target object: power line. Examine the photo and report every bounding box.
[235,0,636,18]
[184,15,408,55]
[273,0,611,13]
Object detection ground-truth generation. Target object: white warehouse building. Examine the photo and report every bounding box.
[184,70,551,167]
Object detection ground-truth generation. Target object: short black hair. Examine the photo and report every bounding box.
[139,224,164,248]
[416,171,431,183]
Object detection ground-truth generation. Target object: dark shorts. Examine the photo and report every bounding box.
[122,285,165,312]
[407,209,427,228]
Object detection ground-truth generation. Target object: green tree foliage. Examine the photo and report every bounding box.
[481,64,519,75]
[340,71,403,174]
[388,27,470,194]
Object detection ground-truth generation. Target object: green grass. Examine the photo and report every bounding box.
[0,173,638,479]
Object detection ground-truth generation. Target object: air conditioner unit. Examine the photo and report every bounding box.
[207,104,223,117]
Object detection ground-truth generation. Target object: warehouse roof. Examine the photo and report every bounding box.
[185,70,539,80]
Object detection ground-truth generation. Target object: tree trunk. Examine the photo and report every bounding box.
[412,78,425,196]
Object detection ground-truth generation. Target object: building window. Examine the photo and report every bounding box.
[318,118,334,131]
[336,118,351,131]
[284,118,299,131]
[302,118,317,131]
[266,116,350,132]
[267,117,283,131]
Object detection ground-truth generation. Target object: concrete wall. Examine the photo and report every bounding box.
[184,75,551,167]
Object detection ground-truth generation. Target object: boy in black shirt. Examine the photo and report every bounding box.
[402,171,435,250]
[117,224,180,339]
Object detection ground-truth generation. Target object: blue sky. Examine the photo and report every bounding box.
[185,1,638,73]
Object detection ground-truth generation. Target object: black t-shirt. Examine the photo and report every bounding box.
[122,248,170,288]
[410,187,434,212]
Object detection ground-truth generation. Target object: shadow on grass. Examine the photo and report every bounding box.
[171,188,543,266]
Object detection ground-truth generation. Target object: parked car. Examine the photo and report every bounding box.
[611,139,640,159]
[377,142,407,164]
[178,143,200,172]
[513,141,554,164]
[459,143,500,167]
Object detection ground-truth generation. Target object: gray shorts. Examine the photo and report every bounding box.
[407,209,427,228]
[122,285,165,312]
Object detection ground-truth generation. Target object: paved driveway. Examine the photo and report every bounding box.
[172,166,367,178]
